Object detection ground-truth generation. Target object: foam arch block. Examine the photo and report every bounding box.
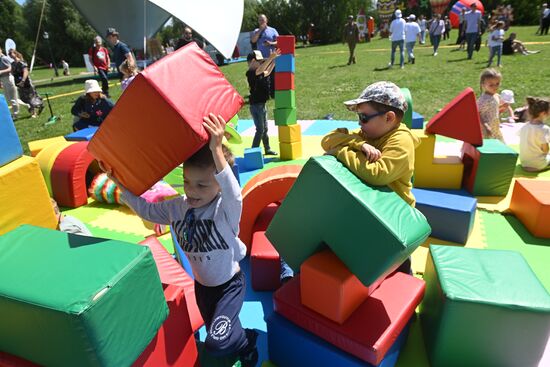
[510,179,550,239]
[28,136,66,157]
[0,95,23,167]
[265,155,431,286]
[420,245,550,367]
[0,156,57,235]
[0,225,169,367]
[267,312,409,367]
[88,43,244,195]
[35,140,75,195]
[240,165,302,251]
[274,272,425,365]
[50,142,96,208]
[426,88,483,146]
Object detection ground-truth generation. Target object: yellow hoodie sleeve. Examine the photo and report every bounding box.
[334,132,413,186]
[321,128,365,152]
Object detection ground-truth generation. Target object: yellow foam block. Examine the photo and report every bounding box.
[35,140,75,195]
[412,130,436,165]
[278,125,302,144]
[28,136,66,157]
[414,155,464,189]
[0,156,58,235]
[279,141,302,160]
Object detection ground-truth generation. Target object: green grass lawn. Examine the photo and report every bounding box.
[12,25,550,155]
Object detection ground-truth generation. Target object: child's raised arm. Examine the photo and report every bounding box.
[203,113,228,173]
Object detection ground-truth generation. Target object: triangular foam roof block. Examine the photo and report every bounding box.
[88,43,244,195]
[426,87,483,146]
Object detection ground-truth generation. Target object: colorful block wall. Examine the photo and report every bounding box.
[275,36,302,160]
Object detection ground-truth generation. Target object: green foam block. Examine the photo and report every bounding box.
[0,225,169,367]
[400,87,413,129]
[265,155,431,286]
[474,139,518,196]
[274,90,296,109]
[274,107,297,126]
[420,245,550,367]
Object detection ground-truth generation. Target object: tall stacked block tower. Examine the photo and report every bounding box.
[275,35,302,160]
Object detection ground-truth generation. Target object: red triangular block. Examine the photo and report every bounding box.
[426,87,483,146]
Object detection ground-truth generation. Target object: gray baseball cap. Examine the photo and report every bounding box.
[344,81,408,112]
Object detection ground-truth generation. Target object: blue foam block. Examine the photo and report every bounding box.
[243,147,264,171]
[170,227,194,279]
[275,54,295,73]
[267,312,409,367]
[64,126,98,141]
[412,188,477,244]
[235,119,255,133]
[412,111,424,129]
[0,94,23,167]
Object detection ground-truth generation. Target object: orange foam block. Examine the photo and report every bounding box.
[88,43,244,195]
[426,88,483,146]
[240,165,302,252]
[510,179,550,239]
[300,249,386,324]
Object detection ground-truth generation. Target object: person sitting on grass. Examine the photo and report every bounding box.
[71,79,114,131]
[502,33,540,55]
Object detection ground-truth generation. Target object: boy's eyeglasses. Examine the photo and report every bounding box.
[358,111,386,124]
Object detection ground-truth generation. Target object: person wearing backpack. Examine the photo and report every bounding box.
[246,51,277,156]
[88,36,111,97]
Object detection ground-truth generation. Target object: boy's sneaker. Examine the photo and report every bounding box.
[265,150,278,156]
[239,329,258,367]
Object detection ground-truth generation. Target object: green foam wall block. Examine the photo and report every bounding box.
[274,107,297,126]
[474,139,518,196]
[0,225,168,367]
[400,87,413,128]
[420,245,550,367]
[265,155,431,286]
[274,90,296,109]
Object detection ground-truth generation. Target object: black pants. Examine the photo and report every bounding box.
[542,18,550,35]
[194,271,250,358]
[97,69,109,96]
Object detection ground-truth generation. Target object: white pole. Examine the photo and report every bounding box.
[143,0,147,68]
[30,0,47,72]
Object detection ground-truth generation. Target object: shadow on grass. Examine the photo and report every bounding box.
[328,64,351,69]
[446,57,470,63]
[503,214,550,247]
[373,66,392,71]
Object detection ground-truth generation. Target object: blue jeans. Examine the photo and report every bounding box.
[487,45,502,66]
[406,41,416,61]
[465,32,478,59]
[97,68,109,96]
[432,34,441,53]
[390,40,405,67]
[250,103,271,151]
[420,30,426,44]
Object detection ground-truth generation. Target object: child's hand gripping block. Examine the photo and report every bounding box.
[426,88,483,146]
[88,43,244,195]
[265,155,431,286]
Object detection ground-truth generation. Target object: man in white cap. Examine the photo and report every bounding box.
[389,9,407,68]
[70,79,114,131]
[405,14,421,64]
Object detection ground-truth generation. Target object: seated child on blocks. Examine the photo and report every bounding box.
[518,97,550,172]
[104,114,258,366]
[321,81,420,207]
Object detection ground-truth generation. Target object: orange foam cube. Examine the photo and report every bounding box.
[300,249,385,324]
[510,179,550,238]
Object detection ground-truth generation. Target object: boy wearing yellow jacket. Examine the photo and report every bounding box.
[321,81,420,206]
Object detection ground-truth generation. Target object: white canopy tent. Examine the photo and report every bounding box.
[69,0,244,59]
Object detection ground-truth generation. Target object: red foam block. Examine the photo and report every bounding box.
[277,35,296,55]
[426,88,483,146]
[461,142,480,193]
[88,43,244,195]
[274,273,425,365]
[240,165,301,252]
[139,236,203,332]
[133,285,199,367]
[50,142,95,208]
[275,72,295,91]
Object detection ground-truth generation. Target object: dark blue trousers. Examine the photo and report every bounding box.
[194,271,249,357]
